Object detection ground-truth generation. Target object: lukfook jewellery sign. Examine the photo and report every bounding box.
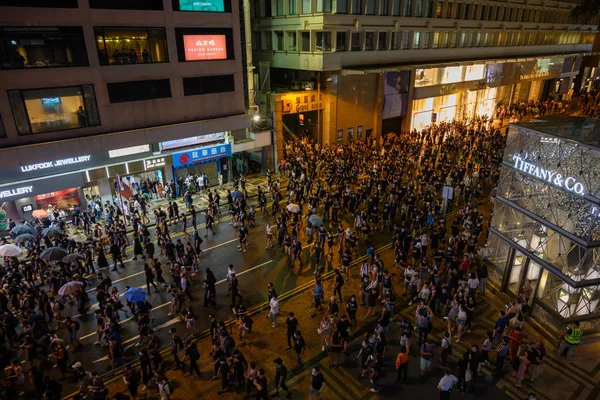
[512,153,585,195]
[21,155,91,172]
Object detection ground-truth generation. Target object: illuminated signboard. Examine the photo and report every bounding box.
[511,153,585,195]
[179,0,225,11]
[183,35,227,61]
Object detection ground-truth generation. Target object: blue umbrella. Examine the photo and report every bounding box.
[124,287,148,302]
[308,215,324,227]
[231,190,244,200]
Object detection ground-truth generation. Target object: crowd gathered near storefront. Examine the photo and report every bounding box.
[0,91,598,400]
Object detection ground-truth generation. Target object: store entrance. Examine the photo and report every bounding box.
[175,161,218,187]
[506,251,543,309]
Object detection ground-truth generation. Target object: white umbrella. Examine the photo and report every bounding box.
[58,281,84,296]
[286,203,301,213]
[0,244,21,257]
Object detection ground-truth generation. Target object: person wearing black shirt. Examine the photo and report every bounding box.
[254,368,268,400]
[336,315,351,351]
[285,312,299,350]
[123,365,141,398]
[273,358,291,398]
[217,356,230,395]
[183,339,201,378]
[346,295,358,326]
[169,328,184,370]
[230,273,243,308]
[309,366,325,399]
[294,330,306,371]
[333,269,344,302]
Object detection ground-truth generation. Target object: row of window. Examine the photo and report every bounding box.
[254,0,573,24]
[1,0,232,12]
[0,27,234,70]
[255,29,594,52]
[5,76,235,135]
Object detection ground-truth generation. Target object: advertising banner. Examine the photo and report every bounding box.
[347,127,354,140]
[382,71,410,119]
[183,35,227,61]
[337,129,343,142]
[35,188,81,213]
[179,0,225,11]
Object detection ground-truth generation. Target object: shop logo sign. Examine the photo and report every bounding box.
[512,153,585,195]
[21,155,91,172]
[178,154,191,165]
[0,185,33,199]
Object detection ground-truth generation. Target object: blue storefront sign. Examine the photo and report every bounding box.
[172,143,231,168]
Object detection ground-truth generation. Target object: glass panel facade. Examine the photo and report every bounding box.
[0,27,88,69]
[95,27,168,65]
[8,85,100,135]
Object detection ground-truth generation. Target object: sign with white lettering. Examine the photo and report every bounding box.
[0,186,34,199]
[511,153,585,195]
[145,158,166,169]
[21,155,91,172]
[172,143,231,168]
[22,204,33,213]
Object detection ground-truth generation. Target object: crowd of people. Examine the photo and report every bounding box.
[0,95,595,400]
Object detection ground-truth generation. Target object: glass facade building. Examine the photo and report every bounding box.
[488,118,600,335]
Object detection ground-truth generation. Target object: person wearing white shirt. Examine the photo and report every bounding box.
[269,296,280,327]
[467,273,480,298]
[437,368,458,399]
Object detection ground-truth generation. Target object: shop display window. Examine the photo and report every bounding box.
[464,64,484,81]
[0,27,88,70]
[8,85,100,135]
[95,27,168,66]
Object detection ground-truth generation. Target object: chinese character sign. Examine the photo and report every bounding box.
[183,35,227,61]
[172,144,231,168]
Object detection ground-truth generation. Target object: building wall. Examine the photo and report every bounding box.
[0,0,247,157]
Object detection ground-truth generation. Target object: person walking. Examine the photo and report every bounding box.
[395,342,410,384]
[269,295,280,327]
[273,358,291,398]
[437,368,458,400]
[308,366,326,400]
[285,312,299,350]
[254,368,268,400]
[293,330,306,371]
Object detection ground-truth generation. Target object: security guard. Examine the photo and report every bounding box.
[557,321,583,360]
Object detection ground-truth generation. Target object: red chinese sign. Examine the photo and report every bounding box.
[183,35,227,61]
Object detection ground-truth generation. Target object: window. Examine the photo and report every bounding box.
[252,32,262,50]
[351,32,361,51]
[415,0,422,16]
[463,3,469,19]
[459,32,465,47]
[94,27,168,66]
[107,79,171,103]
[175,28,234,62]
[426,0,434,17]
[480,5,486,20]
[413,31,421,48]
[289,0,297,13]
[0,0,77,7]
[450,31,456,47]
[265,0,272,16]
[365,32,375,50]
[0,115,6,138]
[316,32,331,51]
[446,2,452,18]
[8,85,100,135]
[422,31,430,48]
[337,0,347,12]
[366,0,376,13]
[404,0,412,16]
[287,32,297,50]
[336,32,347,51]
[474,32,481,46]
[401,31,410,49]
[275,31,284,50]
[183,75,234,96]
[351,0,362,14]
[172,0,230,12]
[301,31,310,51]
[89,0,163,10]
[265,32,273,50]
[436,2,442,17]
[454,3,461,18]
[391,32,399,49]
[317,0,332,12]
[0,27,88,70]
[378,32,388,49]
[302,0,311,12]
[276,0,284,15]
[253,0,261,16]
[441,32,448,48]
[432,32,440,48]
[380,0,389,15]
[392,0,401,15]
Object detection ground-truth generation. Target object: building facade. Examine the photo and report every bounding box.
[487,118,600,335]
[249,0,597,155]
[0,0,273,228]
